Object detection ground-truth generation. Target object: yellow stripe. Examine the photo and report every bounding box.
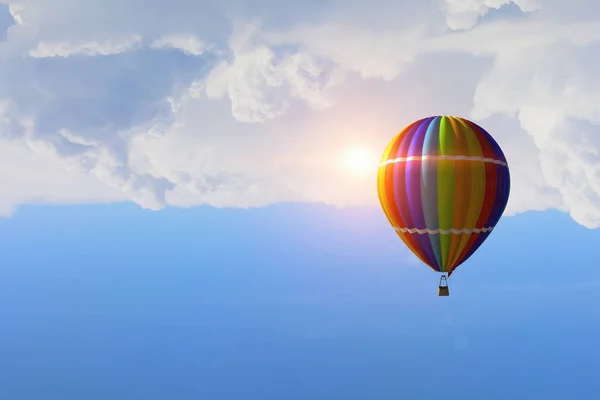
[380,131,402,163]
[377,130,401,224]
[377,132,398,223]
[377,166,396,232]
[377,133,399,226]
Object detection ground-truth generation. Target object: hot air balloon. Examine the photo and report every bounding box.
[377,116,510,296]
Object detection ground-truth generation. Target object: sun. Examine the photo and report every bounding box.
[342,147,378,174]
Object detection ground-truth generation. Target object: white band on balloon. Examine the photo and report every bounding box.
[394,226,494,235]
[379,155,508,167]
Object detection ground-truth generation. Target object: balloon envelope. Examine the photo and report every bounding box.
[377,116,510,275]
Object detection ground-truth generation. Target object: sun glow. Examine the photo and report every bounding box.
[342,147,379,174]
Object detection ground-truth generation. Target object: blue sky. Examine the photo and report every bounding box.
[1,0,600,399]
[1,204,599,399]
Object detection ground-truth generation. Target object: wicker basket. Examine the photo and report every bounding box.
[438,275,449,296]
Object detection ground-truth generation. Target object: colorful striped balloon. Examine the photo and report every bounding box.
[377,116,510,276]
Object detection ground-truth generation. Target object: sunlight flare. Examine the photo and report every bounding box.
[342,147,379,174]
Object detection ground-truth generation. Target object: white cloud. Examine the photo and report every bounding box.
[1,0,24,25]
[0,138,125,216]
[443,0,543,30]
[51,128,173,210]
[28,35,142,57]
[202,23,342,123]
[472,43,600,228]
[150,34,205,56]
[263,24,423,81]
[0,0,598,230]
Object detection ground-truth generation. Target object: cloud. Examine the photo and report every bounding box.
[263,23,424,81]
[202,23,343,123]
[28,35,142,58]
[443,0,542,30]
[150,34,206,56]
[0,2,15,41]
[0,0,598,230]
[471,42,600,228]
[0,137,125,216]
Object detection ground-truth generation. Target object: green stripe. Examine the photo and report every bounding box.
[437,117,455,270]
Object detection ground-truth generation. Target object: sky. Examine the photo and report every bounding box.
[0,0,599,399]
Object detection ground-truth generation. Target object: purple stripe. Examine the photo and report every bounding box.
[405,118,437,266]
[488,164,510,226]
[392,118,437,268]
[393,120,422,232]
[405,118,432,230]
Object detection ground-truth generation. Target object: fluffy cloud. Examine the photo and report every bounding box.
[203,23,343,123]
[472,42,600,227]
[0,0,599,229]
[0,137,125,216]
[443,0,542,30]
